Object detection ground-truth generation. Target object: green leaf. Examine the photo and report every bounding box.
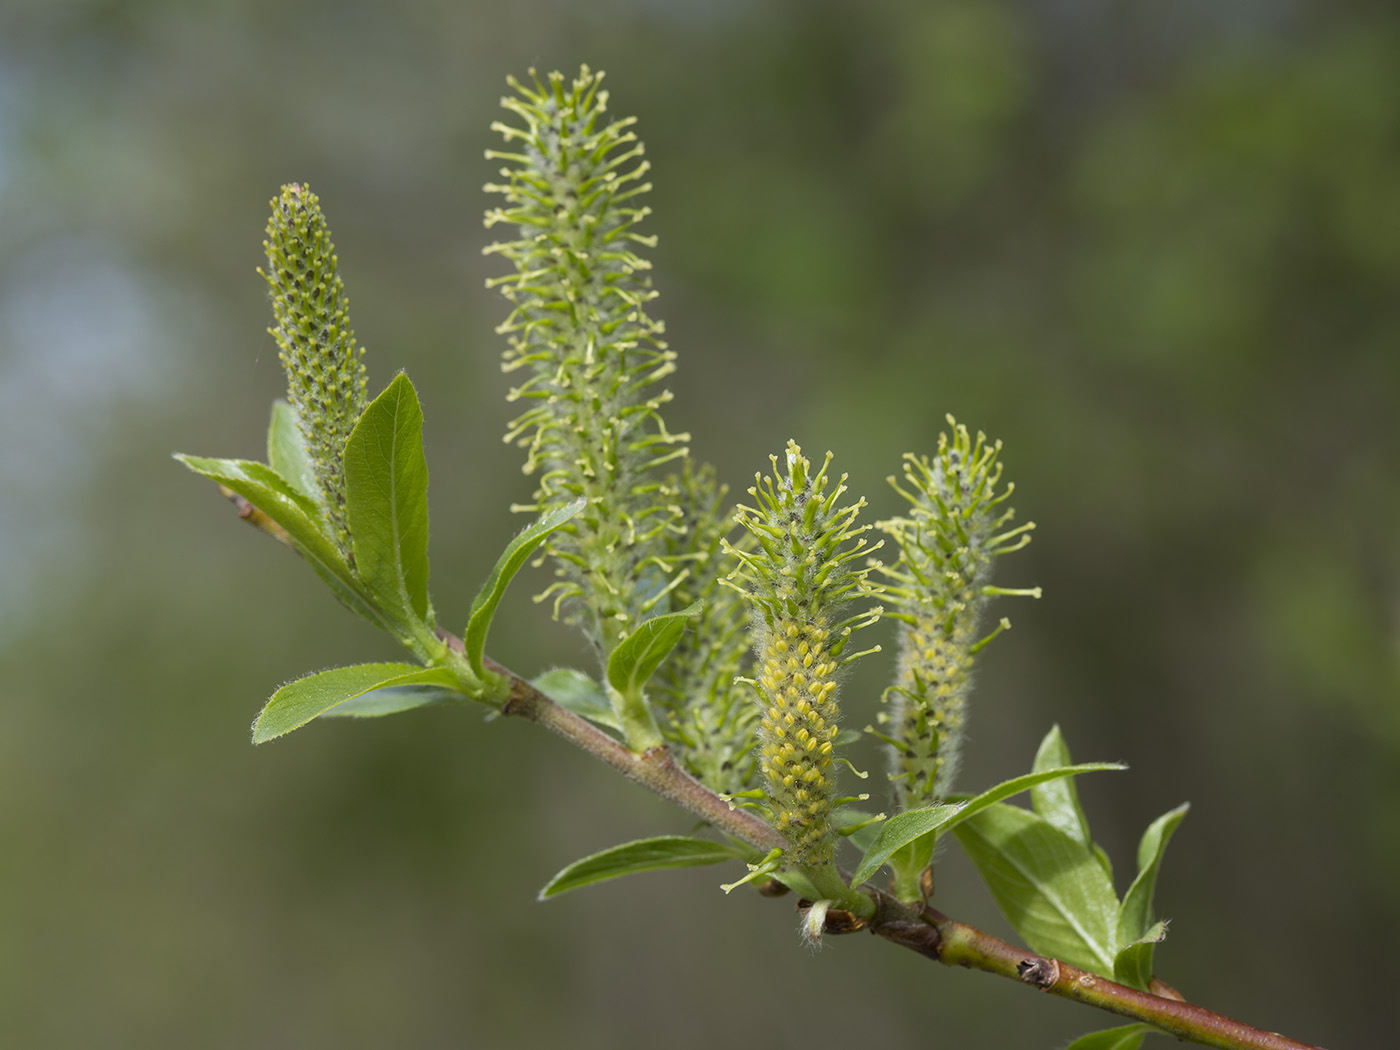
[532,669,622,732]
[538,836,744,900]
[606,601,704,699]
[266,399,318,503]
[465,500,585,679]
[952,802,1120,975]
[318,683,464,719]
[1117,803,1189,949]
[864,761,1124,896]
[343,373,432,631]
[175,454,384,628]
[1031,724,1093,847]
[851,803,965,885]
[1113,921,1167,991]
[770,867,823,901]
[253,663,461,743]
[1063,1024,1154,1050]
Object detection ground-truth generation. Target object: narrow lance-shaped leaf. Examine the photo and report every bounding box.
[1031,724,1092,845]
[319,684,465,719]
[606,601,704,702]
[851,804,963,886]
[253,663,463,744]
[464,499,585,680]
[1031,723,1115,878]
[953,802,1121,976]
[854,760,1123,886]
[1116,803,1189,949]
[175,454,385,629]
[343,373,433,633]
[539,836,746,900]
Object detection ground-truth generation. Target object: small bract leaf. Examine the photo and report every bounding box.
[253,663,461,744]
[606,601,704,700]
[266,400,318,503]
[539,836,744,899]
[1063,1024,1154,1050]
[952,802,1120,976]
[532,669,621,732]
[343,373,433,631]
[465,500,585,679]
[1117,803,1189,950]
[851,803,965,885]
[1113,921,1167,991]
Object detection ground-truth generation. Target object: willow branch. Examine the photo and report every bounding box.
[452,634,1325,1050]
[228,489,1321,1050]
[869,896,1326,1050]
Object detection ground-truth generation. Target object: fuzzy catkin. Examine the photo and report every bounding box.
[484,66,687,657]
[651,463,756,796]
[261,183,368,559]
[725,442,880,863]
[877,419,1037,808]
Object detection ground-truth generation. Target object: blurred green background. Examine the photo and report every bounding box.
[2,1,1396,1047]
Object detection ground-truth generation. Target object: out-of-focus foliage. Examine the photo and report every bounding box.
[0,2,1393,1048]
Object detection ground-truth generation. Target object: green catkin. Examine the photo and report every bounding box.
[651,462,756,796]
[876,417,1039,810]
[724,442,882,864]
[260,183,368,560]
[483,66,688,659]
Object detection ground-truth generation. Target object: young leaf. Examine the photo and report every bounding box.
[318,683,464,719]
[606,601,704,701]
[1116,803,1189,949]
[538,836,745,899]
[861,761,1124,893]
[532,669,622,733]
[343,373,433,631]
[266,400,318,504]
[952,802,1120,976]
[175,454,384,628]
[253,663,462,744]
[464,500,585,679]
[1063,1023,1154,1050]
[1031,724,1093,847]
[1113,921,1167,991]
[851,803,965,885]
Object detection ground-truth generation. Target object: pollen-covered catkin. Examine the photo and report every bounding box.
[724,441,881,864]
[260,183,368,560]
[877,418,1039,808]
